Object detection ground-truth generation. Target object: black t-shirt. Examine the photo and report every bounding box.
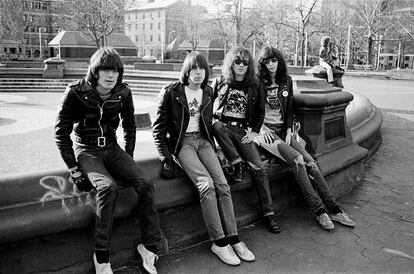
[222,81,248,122]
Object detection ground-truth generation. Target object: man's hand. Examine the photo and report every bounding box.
[69,167,93,192]
[241,131,259,144]
[161,160,175,179]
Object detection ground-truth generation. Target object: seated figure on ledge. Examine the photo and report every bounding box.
[318,36,345,88]
[254,46,355,231]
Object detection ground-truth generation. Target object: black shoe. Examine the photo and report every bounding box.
[263,215,281,233]
[231,163,243,183]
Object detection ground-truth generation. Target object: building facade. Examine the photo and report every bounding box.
[22,0,69,59]
[124,0,186,58]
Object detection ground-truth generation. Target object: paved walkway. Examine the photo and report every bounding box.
[116,110,414,273]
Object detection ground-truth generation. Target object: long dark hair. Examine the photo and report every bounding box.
[257,46,288,86]
[222,46,256,85]
[179,51,210,88]
[86,47,124,87]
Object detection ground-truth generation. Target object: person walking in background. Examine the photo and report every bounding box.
[55,47,163,274]
[255,46,355,231]
[319,36,335,85]
[211,46,281,234]
[152,51,255,266]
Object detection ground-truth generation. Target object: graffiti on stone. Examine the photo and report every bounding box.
[39,175,96,216]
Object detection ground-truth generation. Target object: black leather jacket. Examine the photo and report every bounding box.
[55,78,136,168]
[211,76,266,133]
[152,81,214,163]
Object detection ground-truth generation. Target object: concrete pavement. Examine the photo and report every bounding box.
[116,110,414,274]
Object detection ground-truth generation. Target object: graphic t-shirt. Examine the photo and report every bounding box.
[264,85,283,125]
[222,81,248,121]
[185,86,203,132]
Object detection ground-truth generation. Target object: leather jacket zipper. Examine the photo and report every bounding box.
[174,106,185,154]
[97,99,120,137]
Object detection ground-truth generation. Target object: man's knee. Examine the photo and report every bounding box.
[97,179,119,199]
[196,176,215,198]
[247,161,267,176]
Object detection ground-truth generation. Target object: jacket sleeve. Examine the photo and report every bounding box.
[152,86,173,164]
[285,77,294,129]
[251,82,266,133]
[55,86,78,169]
[121,88,136,157]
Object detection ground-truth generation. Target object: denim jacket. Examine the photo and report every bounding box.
[211,76,266,133]
[152,81,214,164]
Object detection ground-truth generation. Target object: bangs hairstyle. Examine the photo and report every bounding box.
[222,46,256,84]
[180,51,210,88]
[321,36,331,47]
[86,47,124,87]
[257,46,288,86]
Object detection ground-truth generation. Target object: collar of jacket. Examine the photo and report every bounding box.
[76,78,127,103]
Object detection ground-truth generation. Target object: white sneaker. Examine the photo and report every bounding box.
[93,253,113,274]
[330,212,355,227]
[316,213,334,230]
[137,244,158,274]
[211,243,241,266]
[232,241,255,262]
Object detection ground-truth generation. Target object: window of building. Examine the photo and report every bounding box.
[158,34,161,41]
[143,24,145,30]
[150,49,153,56]
[143,12,145,19]
[135,23,138,30]
[150,23,153,30]
[389,56,393,61]
[23,15,27,21]
[158,22,161,29]
[158,11,161,18]
[405,56,410,61]
[135,36,138,42]
[3,48,7,53]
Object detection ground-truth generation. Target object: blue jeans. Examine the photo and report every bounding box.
[212,121,274,217]
[177,133,238,241]
[255,125,339,214]
[75,143,162,253]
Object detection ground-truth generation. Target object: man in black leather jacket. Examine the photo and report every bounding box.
[55,47,162,274]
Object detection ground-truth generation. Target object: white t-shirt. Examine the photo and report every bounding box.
[185,86,203,132]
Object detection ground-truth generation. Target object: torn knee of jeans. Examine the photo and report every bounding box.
[197,176,214,195]
[306,160,318,170]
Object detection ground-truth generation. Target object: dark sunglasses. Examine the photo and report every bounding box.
[234,59,249,66]
[263,58,278,65]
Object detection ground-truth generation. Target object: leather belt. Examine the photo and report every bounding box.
[224,121,246,128]
[75,136,115,148]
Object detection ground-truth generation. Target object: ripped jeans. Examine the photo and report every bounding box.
[254,125,339,215]
[177,133,238,241]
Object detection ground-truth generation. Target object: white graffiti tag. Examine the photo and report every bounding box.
[39,175,96,216]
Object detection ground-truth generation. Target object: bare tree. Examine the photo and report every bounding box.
[181,4,210,50]
[210,0,267,48]
[342,0,401,65]
[0,0,24,41]
[64,0,126,49]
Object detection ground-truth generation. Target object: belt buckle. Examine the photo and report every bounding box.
[230,121,237,126]
[97,137,106,147]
